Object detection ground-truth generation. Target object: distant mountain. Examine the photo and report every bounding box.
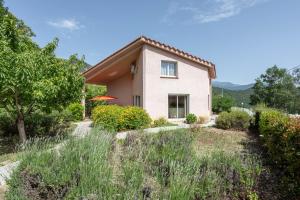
[212,87,253,108]
[212,81,254,91]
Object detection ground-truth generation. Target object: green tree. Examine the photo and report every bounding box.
[0,3,84,142]
[250,66,297,113]
[212,95,234,113]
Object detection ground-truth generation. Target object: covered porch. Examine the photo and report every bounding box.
[83,42,144,107]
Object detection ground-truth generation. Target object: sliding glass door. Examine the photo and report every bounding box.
[168,95,188,118]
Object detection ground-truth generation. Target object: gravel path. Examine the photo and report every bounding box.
[72,120,92,138]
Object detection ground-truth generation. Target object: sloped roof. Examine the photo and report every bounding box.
[83,36,216,79]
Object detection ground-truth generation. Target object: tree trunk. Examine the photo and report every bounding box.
[17,115,26,143]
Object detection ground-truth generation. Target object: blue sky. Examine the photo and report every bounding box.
[5,0,300,84]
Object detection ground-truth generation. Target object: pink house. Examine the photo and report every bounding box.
[83,36,216,120]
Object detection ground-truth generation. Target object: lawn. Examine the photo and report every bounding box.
[5,127,284,199]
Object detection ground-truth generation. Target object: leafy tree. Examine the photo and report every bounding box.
[0,3,84,142]
[250,66,297,113]
[212,95,234,113]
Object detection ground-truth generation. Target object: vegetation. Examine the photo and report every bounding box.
[216,110,252,131]
[212,95,235,113]
[6,127,114,199]
[92,105,123,131]
[84,84,107,117]
[65,103,84,121]
[0,109,73,138]
[255,108,300,196]
[213,87,252,108]
[185,113,197,124]
[92,105,151,131]
[0,2,84,142]
[6,127,266,199]
[152,117,176,127]
[119,106,152,130]
[250,66,300,114]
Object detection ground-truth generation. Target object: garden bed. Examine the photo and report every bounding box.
[5,127,289,199]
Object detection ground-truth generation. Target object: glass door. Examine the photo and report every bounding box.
[168,95,188,118]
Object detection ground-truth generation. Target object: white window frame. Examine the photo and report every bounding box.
[161,61,177,78]
[168,94,189,119]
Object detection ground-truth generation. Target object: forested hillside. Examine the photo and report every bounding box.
[212,87,253,108]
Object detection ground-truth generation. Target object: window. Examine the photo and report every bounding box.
[133,95,141,107]
[161,61,177,77]
[168,95,189,118]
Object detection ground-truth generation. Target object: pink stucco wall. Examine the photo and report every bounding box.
[132,52,144,104]
[143,45,211,119]
[105,45,212,119]
[107,72,132,106]
[106,51,144,106]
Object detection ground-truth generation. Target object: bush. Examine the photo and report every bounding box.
[258,109,300,194]
[92,105,151,131]
[25,110,72,137]
[0,110,17,137]
[198,116,209,124]
[92,105,124,131]
[119,106,151,130]
[152,117,169,127]
[212,95,234,113]
[66,103,84,121]
[259,109,298,169]
[0,109,71,138]
[216,110,252,131]
[186,113,197,124]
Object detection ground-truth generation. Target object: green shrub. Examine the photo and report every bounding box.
[152,117,176,127]
[152,117,169,127]
[65,103,84,121]
[212,95,234,113]
[216,110,252,130]
[215,112,232,129]
[92,105,151,131]
[92,105,124,131]
[119,106,151,130]
[25,110,71,137]
[186,113,197,124]
[0,110,17,136]
[258,109,300,195]
[0,109,71,138]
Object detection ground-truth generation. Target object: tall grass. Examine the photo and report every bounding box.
[6,128,262,199]
[121,129,262,199]
[6,127,115,199]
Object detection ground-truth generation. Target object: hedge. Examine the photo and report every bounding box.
[258,109,300,181]
[92,105,151,131]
